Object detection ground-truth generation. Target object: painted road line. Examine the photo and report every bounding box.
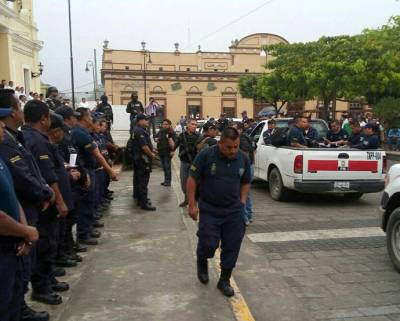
[247,227,385,243]
[171,158,256,321]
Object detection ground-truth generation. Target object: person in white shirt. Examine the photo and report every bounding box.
[144,97,159,137]
[79,97,89,108]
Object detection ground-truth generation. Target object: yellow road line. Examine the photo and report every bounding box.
[171,158,256,321]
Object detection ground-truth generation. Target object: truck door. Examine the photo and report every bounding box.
[250,122,265,178]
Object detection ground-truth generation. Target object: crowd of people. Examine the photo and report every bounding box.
[0,86,119,321]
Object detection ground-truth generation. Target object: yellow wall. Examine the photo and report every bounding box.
[0,0,42,93]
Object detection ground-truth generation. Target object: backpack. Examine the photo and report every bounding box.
[271,127,290,147]
[196,136,211,152]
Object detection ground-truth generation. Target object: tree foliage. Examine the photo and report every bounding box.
[373,97,400,128]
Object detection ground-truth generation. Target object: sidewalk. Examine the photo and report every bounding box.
[28,165,312,321]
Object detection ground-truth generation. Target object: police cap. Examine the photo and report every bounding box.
[136,114,149,121]
[55,106,80,120]
[49,112,65,130]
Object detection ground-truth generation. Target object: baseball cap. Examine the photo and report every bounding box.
[55,106,80,119]
[0,106,13,118]
[203,121,218,131]
[50,112,66,130]
[364,123,375,129]
[136,114,149,121]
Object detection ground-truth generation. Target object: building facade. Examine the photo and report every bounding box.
[0,0,42,93]
[102,33,290,125]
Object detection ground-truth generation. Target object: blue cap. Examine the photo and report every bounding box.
[0,106,13,118]
[364,123,375,129]
[136,114,149,121]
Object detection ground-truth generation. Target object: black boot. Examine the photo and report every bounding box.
[197,258,209,284]
[21,302,49,321]
[217,268,234,297]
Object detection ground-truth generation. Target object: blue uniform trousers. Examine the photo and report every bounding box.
[95,169,105,210]
[0,245,24,321]
[160,155,172,184]
[77,169,95,239]
[197,203,245,269]
[31,210,59,294]
[132,159,150,206]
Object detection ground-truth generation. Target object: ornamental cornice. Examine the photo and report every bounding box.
[0,2,39,32]
[11,31,43,51]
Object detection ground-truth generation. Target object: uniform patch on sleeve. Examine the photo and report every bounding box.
[9,155,21,163]
[84,143,92,149]
[190,165,197,171]
[140,135,145,138]
[39,155,49,160]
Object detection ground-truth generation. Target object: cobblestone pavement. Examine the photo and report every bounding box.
[247,179,400,321]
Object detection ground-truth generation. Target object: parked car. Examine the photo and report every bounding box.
[251,119,387,201]
[381,164,400,271]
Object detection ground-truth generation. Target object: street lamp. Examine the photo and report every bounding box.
[141,41,152,103]
[85,60,97,99]
[31,62,44,78]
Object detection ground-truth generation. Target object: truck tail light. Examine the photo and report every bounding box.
[383,155,387,174]
[294,155,303,174]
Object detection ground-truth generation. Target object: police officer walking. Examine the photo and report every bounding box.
[132,114,156,211]
[186,127,251,297]
[126,92,144,135]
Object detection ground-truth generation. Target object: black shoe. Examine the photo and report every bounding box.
[164,183,171,187]
[160,182,165,186]
[105,195,114,201]
[179,201,188,207]
[66,252,82,262]
[78,238,98,246]
[51,281,69,292]
[31,292,62,305]
[74,242,87,253]
[197,259,209,284]
[217,268,234,297]
[53,267,66,277]
[91,230,101,238]
[93,221,104,228]
[55,257,77,268]
[141,204,156,211]
[21,303,49,321]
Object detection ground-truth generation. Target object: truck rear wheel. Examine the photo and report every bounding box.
[268,168,291,201]
[386,208,400,273]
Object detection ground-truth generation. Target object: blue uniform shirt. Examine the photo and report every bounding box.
[353,134,380,150]
[132,125,153,161]
[287,126,307,146]
[304,126,319,146]
[348,132,364,147]
[71,125,96,169]
[189,145,251,210]
[0,157,20,222]
[327,129,349,142]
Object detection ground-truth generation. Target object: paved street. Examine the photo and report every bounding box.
[248,176,400,321]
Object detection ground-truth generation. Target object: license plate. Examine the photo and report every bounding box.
[334,181,350,190]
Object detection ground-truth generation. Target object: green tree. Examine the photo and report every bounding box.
[373,97,400,129]
[238,74,259,100]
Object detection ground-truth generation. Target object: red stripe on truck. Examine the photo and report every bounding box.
[308,160,337,171]
[348,160,378,172]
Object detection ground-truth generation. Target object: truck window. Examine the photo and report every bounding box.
[250,123,265,143]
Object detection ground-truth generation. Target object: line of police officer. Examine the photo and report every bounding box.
[0,88,118,321]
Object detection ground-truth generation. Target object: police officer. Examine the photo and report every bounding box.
[126,92,144,134]
[217,113,229,132]
[0,90,53,321]
[187,127,251,297]
[262,119,277,145]
[352,123,380,150]
[324,120,349,147]
[132,114,156,211]
[45,86,61,111]
[21,100,70,305]
[196,121,218,152]
[303,118,319,147]
[174,118,199,207]
[95,95,114,130]
[71,108,117,245]
[287,116,308,148]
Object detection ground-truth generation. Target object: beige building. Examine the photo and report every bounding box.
[0,0,42,93]
[102,33,364,125]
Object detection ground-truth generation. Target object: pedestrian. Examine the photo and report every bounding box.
[22,100,69,305]
[144,97,159,137]
[187,127,251,297]
[324,120,349,147]
[131,114,156,210]
[0,89,53,321]
[174,119,199,207]
[196,121,218,152]
[217,113,229,132]
[155,119,176,187]
[79,97,89,108]
[19,95,27,110]
[352,123,380,150]
[95,95,113,131]
[126,92,144,134]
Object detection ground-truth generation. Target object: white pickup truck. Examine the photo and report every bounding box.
[250,119,387,201]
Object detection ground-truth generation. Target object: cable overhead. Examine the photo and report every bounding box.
[183,0,278,50]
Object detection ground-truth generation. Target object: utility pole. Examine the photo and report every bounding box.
[94,48,98,99]
[67,0,76,109]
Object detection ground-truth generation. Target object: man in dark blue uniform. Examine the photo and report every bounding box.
[126,92,144,134]
[132,114,156,211]
[22,100,69,305]
[325,120,349,147]
[303,118,319,147]
[187,127,251,297]
[348,121,364,147]
[0,110,40,321]
[71,108,118,245]
[352,123,380,150]
[262,119,277,145]
[287,116,308,148]
[0,90,53,321]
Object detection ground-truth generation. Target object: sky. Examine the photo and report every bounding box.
[33,0,400,95]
